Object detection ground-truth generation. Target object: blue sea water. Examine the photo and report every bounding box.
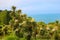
[28,14,60,23]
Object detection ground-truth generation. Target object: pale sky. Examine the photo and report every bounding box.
[0,0,60,15]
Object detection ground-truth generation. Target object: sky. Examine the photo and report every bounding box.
[0,0,60,15]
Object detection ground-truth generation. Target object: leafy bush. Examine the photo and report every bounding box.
[5,36,19,40]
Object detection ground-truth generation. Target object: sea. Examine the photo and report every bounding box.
[28,14,60,24]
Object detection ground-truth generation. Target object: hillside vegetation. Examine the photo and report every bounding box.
[0,6,60,40]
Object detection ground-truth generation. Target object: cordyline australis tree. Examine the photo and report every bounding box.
[0,6,37,40]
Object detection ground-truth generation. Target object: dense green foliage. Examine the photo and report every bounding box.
[0,6,60,40]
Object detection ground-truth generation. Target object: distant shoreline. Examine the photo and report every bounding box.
[28,13,60,23]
